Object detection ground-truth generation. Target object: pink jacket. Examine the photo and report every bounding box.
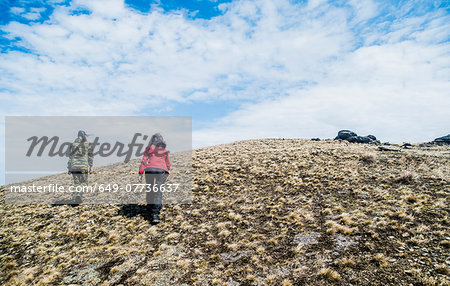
[139,145,171,174]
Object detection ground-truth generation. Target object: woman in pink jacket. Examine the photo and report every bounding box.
[138,133,171,224]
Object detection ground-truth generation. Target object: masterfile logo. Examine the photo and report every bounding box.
[26,133,152,163]
[5,116,192,205]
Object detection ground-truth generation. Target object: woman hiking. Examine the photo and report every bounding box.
[138,133,171,224]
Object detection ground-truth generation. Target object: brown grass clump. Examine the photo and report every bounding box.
[340,212,357,226]
[325,220,357,235]
[360,153,376,163]
[281,278,293,286]
[218,229,231,237]
[373,253,389,267]
[435,264,449,275]
[318,267,341,281]
[396,170,418,184]
[334,257,356,267]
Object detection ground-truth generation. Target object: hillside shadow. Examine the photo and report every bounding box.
[118,204,151,220]
[51,198,81,207]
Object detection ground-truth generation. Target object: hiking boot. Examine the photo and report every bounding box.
[70,196,82,207]
[151,214,161,224]
[143,213,151,221]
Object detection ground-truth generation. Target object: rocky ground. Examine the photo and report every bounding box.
[0,139,449,285]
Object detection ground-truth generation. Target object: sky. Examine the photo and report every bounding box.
[0,0,449,184]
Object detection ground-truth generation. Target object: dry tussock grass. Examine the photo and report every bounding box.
[0,139,449,285]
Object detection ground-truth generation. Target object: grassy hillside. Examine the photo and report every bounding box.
[1,139,449,285]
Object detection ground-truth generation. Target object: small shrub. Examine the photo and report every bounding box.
[360,154,376,163]
[318,268,341,281]
[396,171,418,184]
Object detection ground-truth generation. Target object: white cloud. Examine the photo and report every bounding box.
[0,0,448,146]
[348,0,378,23]
[74,0,126,18]
[10,7,26,15]
[307,0,328,10]
[193,35,450,146]
[0,0,355,115]
[8,6,46,21]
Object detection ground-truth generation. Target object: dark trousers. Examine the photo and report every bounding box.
[71,170,88,199]
[145,168,168,215]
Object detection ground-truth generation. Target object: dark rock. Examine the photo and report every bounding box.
[336,130,357,140]
[335,130,379,144]
[402,143,412,149]
[357,136,371,144]
[378,146,401,152]
[433,134,450,144]
[419,142,434,147]
[346,135,358,143]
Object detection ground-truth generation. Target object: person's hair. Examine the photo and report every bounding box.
[150,133,166,148]
[77,130,87,141]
